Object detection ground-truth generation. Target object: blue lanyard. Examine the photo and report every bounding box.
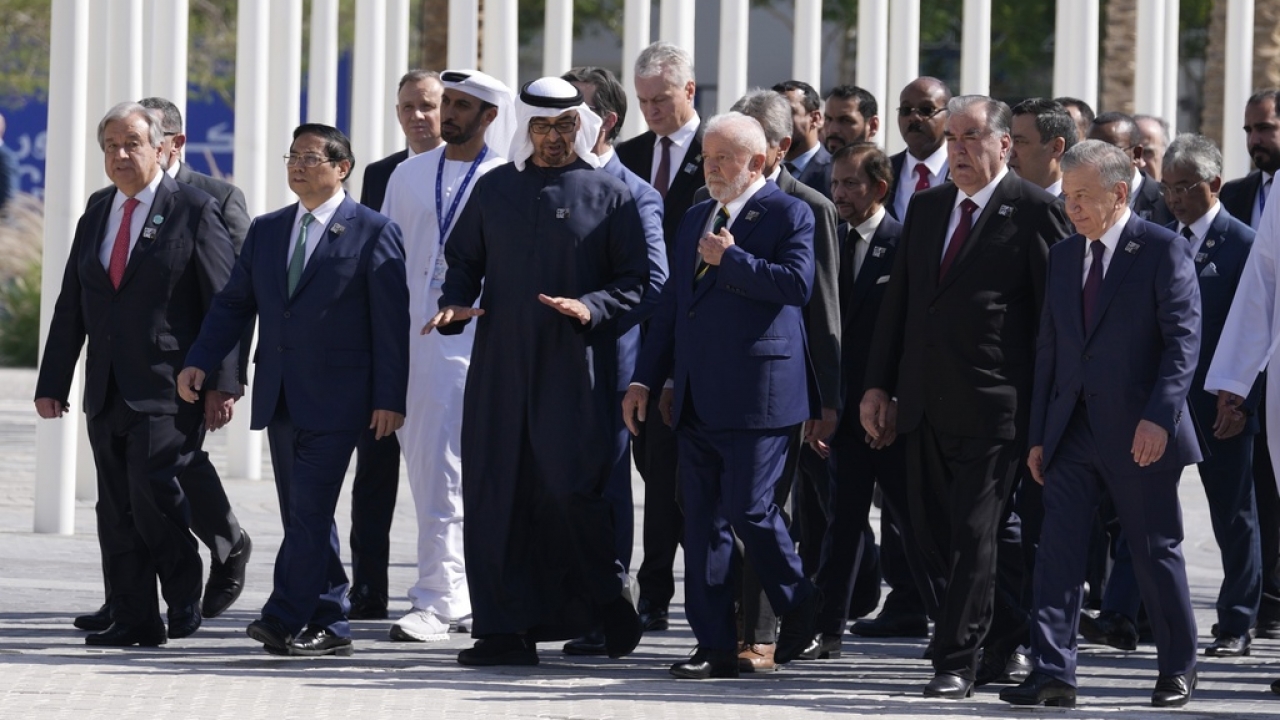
[436,145,488,245]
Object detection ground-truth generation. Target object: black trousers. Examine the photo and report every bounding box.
[349,428,401,599]
[1255,398,1280,626]
[633,390,682,608]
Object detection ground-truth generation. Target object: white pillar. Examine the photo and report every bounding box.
[621,0,650,140]
[792,0,821,88]
[228,0,271,480]
[350,0,388,203]
[857,0,889,133]
[886,0,921,154]
[658,0,695,57]
[307,0,340,125]
[1134,0,1166,117]
[106,0,145,105]
[482,0,518,90]
[146,0,189,121]
[35,0,91,534]
[384,0,411,157]
[1223,0,1256,181]
[447,0,479,70]
[85,0,110,196]
[267,0,302,213]
[1053,0,1100,113]
[1163,0,1180,134]
[960,0,991,96]
[543,0,574,77]
[717,0,748,113]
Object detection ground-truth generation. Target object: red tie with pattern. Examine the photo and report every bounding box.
[939,199,977,281]
[913,163,930,193]
[108,197,140,289]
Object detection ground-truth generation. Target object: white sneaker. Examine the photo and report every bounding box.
[389,609,450,642]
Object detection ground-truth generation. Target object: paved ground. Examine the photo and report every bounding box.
[2,366,1279,718]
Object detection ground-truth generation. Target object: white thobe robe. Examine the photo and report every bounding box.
[381,146,505,621]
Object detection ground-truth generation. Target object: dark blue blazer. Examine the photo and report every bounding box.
[633,181,818,430]
[1030,214,1202,477]
[837,213,903,418]
[186,194,410,433]
[1168,208,1262,431]
[794,144,833,200]
[603,153,669,392]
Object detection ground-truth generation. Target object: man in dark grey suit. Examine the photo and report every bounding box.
[774,80,832,200]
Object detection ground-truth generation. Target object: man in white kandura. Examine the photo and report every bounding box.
[379,69,515,642]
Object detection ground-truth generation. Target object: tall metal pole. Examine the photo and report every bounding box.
[792,0,822,89]
[447,0,479,69]
[543,0,574,78]
[307,0,340,125]
[960,0,991,96]
[1222,0,1256,181]
[717,0,749,114]
[620,0,651,141]
[887,0,921,154]
[384,0,412,156]
[350,0,388,202]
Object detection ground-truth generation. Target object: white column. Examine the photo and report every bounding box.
[447,0,479,69]
[1163,0,1180,134]
[717,0,749,113]
[146,0,189,120]
[857,0,889,134]
[960,0,991,96]
[792,0,821,88]
[35,0,91,534]
[658,0,695,57]
[266,0,302,213]
[1134,0,1166,117]
[886,0,921,154]
[307,0,340,125]
[621,0,650,140]
[350,0,388,202]
[384,0,411,157]
[482,0,518,90]
[1223,0,1256,181]
[543,0,574,77]
[84,0,110,196]
[228,0,271,480]
[1053,0,1100,113]
[106,0,145,104]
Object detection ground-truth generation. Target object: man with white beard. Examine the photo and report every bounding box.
[379,69,514,642]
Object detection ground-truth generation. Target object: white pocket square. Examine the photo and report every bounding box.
[1200,262,1220,278]
[876,275,891,285]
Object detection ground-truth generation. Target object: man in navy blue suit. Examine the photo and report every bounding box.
[623,111,822,679]
[1002,140,1201,708]
[179,124,409,657]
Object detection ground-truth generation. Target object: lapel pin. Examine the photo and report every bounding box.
[1205,239,1216,248]
[151,214,164,225]
[142,227,157,239]
[745,210,760,222]
[1124,241,1140,254]
[998,204,1014,217]
[1195,252,1208,263]
[872,246,886,258]
[330,223,346,235]
[556,208,571,219]
[683,162,698,174]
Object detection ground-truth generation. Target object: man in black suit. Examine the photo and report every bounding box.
[35,102,239,646]
[887,77,952,221]
[1009,98,1076,197]
[1089,112,1172,226]
[774,80,832,199]
[862,95,1071,699]
[71,98,253,632]
[360,70,443,212]
[344,69,442,620]
[1220,89,1280,639]
[1054,97,1094,144]
[616,41,705,632]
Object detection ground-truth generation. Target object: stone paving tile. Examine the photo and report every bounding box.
[3,367,1280,718]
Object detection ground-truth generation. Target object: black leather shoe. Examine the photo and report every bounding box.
[281,626,354,656]
[776,584,823,664]
[247,616,294,651]
[797,633,842,660]
[999,671,1077,707]
[203,530,252,618]
[1270,677,1280,695]
[86,622,167,647]
[74,604,112,632]
[347,584,389,620]
[601,592,642,659]
[1079,609,1138,651]
[637,598,669,632]
[923,672,974,699]
[457,635,538,666]
[976,650,1031,686]
[1255,617,1280,639]
[167,603,202,639]
[1151,670,1196,707]
[670,647,739,679]
[850,609,930,638]
[562,629,607,656]
[1205,634,1251,657]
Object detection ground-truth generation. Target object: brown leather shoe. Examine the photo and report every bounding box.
[737,642,776,673]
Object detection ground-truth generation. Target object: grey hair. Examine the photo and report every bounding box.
[139,97,183,134]
[1162,133,1223,181]
[729,89,793,148]
[1062,139,1133,195]
[398,69,440,92]
[704,111,767,157]
[634,41,696,87]
[947,95,1012,137]
[1134,114,1171,147]
[97,101,164,150]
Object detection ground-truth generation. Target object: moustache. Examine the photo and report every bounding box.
[907,122,926,133]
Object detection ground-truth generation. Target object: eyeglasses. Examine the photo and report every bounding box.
[898,106,946,119]
[1158,180,1205,198]
[529,118,578,136]
[283,153,334,168]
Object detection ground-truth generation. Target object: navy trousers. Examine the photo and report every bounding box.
[348,429,401,600]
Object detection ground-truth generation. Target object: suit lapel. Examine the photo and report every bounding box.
[687,201,717,306]
[1064,236,1087,340]
[926,184,959,291]
[116,175,177,291]
[850,223,893,311]
[292,195,357,298]
[1193,210,1230,272]
[937,174,1021,295]
[1086,215,1145,339]
[667,133,704,200]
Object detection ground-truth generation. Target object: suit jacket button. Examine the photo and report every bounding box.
[1082,353,1091,361]
[928,306,937,315]
[283,311,291,319]
[688,310,695,319]
[277,345,283,352]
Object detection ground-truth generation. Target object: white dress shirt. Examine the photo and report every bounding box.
[894,144,948,220]
[1082,208,1131,285]
[1176,202,1222,257]
[650,114,701,190]
[941,166,1008,260]
[851,206,887,279]
[290,189,347,267]
[100,169,164,269]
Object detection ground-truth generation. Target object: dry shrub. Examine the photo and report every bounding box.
[0,193,43,366]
